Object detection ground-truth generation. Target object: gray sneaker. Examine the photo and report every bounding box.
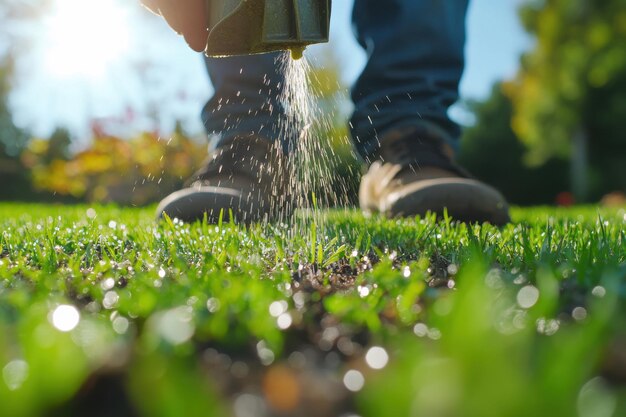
[359,127,510,225]
[156,136,289,224]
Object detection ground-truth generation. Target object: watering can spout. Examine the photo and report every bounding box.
[205,0,331,58]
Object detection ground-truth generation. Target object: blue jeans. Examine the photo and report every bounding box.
[202,0,469,161]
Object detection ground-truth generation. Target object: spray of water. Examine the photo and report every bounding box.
[274,52,357,241]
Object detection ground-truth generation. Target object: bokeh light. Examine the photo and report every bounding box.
[42,0,131,79]
[51,304,80,332]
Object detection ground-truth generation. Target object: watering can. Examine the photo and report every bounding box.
[205,0,331,58]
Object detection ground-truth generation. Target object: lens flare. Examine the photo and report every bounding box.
[42,0,131,79]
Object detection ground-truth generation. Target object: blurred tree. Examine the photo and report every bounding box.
[0,60,28,157]
[0,58,33,200]
[459,83,568,205]
[46,126,72,161]
[22,131,208,205]
[509,0,626,201]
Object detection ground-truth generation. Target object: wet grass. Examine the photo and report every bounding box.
[0,203,625,417]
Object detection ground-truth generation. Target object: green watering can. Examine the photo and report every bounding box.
[205,0,331,58]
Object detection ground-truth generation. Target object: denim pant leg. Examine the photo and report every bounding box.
[351,0,469,162]
[202,53,287,149]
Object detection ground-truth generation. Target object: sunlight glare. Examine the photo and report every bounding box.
[43,0,131,79]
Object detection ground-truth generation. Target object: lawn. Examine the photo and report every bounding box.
[0,203,625,417]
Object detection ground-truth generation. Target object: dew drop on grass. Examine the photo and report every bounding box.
[536,317,560,336]
[343,369,365,392]
[592,286,606,298]
[365,346,389,370]
[517,285,540,309]
[413,323,428,337]
[256,341,275,366]
[447,264,458,275]
[357,285,370,298]
[2,360,28,391]
[112,316,129,334]
[102,291,119,309]
[100,277,115,291]
[427,327,442,340]
[572,306,588,321]
[577,377,617,417]
[276,312,293,330]
[269,300,288,317]
[402,266,411,278]
[154,306,195,345]
[51,304,80,332]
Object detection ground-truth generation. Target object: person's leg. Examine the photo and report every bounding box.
[351,0,468,161]
[352,0,510,224]
[157,53,291,223]
[202,52,288,149]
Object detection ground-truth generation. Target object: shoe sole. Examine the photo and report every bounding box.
[384,178,510,225]
[155,186,270,224]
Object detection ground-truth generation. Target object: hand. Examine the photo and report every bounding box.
[141,0,208,52]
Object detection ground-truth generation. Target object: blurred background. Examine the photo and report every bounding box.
[0,0,625,206]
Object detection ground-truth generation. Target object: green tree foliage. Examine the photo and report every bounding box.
[459,83,568,205]
[0,60,33,200]
[22,131,208,205]
[509,0,626,199]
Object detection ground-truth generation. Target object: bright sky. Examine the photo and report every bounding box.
[8,0,532,139]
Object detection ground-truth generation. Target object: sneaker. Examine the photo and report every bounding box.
[359,127,510,225]
[156,136,289,224]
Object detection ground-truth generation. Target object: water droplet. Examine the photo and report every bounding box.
[102,291,119,309]
[413,323,428,337]
[402,266,411,278]
[2,360,28,391]
[100,277,115,291]
[357,286,370,298]
[269,300,288,317]
[154,306,195,345]
[536,317,560,335]
[428,328,442,340]
[577,377,616,417]
[256,341,275,366]
[206,297,221,313]
[51,305,80,332]
[365,346,389,370]
[591,286,606,298]
[517,285,540,309]
[112,316,129,334]
[277,313,293,330]
[572,306,587,321]
[293,292,306,309]
[343,370,365,392]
